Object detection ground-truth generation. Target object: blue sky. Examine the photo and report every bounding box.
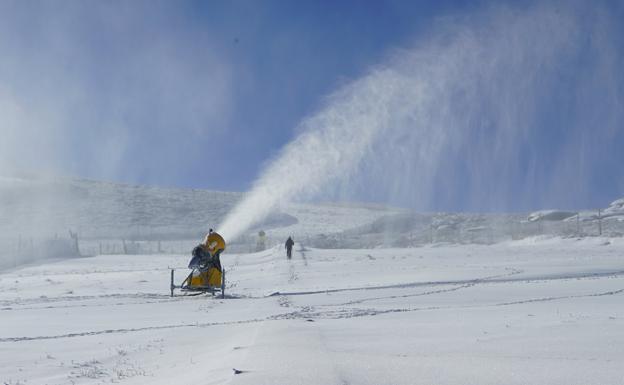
[1,0,623,211]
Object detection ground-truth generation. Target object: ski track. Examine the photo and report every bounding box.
[0,317,264,343]
[269,286,624,321]
[298,244,308,266]
[321,267,524,306]
[2,263,620,311]
[0,295,211,312]
[267,269,624,297]
[0,292,176,308]
[3,283,623,343]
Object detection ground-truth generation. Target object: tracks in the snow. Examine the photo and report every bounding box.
[267,268,624,297]
[0,317,265,343]
[0,292,178,311]
[298,245,308,266]
[270,285,624,322]
[3,249,624,344]
[3,285,623,343]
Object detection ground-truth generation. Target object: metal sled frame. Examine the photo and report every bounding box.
[170,267,225,298]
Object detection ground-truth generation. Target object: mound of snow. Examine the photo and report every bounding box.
[527,210,577,222]
[604,197,624,216]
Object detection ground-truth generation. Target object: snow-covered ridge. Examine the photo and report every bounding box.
[1,175,623,255]
[605,198,624,216]
[0,175,242,239]
[0,175,397,241]
[527,210,577,222]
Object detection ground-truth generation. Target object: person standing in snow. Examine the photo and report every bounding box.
[285,236,294,260]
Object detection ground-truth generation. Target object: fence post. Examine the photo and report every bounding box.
[598,209,602,236]
[69,230,80,256]
[430,224,434,243]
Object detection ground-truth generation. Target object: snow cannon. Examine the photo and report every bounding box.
[204,231,226,255]
[170,231,226,298]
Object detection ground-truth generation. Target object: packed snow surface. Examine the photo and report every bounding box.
[2,237,624,384]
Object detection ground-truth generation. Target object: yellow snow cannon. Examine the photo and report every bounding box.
[170,231,226,298]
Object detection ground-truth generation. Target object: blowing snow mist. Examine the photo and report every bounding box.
[219,3,623,242]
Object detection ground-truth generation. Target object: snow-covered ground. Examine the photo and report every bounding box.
[2,237,624,384]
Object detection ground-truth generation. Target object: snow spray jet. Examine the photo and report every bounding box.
[219,2,623,242]
[218,71,412,241]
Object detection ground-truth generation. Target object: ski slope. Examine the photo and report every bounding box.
[2,237,624,384]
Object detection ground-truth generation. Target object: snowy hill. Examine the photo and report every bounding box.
[2,238,624,384]
[604,197,624,217]
[0,175,241,239]
[0,177,624,248]
[1,175,623,268]
[0,175,401,240]
[0,175,402,266]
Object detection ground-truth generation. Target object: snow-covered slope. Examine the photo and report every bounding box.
[2,237,623,384]
[604,197,624,217]
[0,175,398,240]
[2,176,624,384]
[0,175,403,267]
[0,175,242,239]
[527,210,577,222]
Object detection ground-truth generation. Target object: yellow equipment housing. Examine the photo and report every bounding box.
[170,231,227,298]
[189,267,222,287]
[204,232,226,255]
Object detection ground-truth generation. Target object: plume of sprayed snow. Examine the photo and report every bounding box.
[219,71,410,240]
[219,2,622,242]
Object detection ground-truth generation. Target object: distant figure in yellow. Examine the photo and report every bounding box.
[189,229,225,272]
[256,230,266,252]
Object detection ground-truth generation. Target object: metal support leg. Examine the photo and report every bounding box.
[170,269,175,297]
[221,268,226,299]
